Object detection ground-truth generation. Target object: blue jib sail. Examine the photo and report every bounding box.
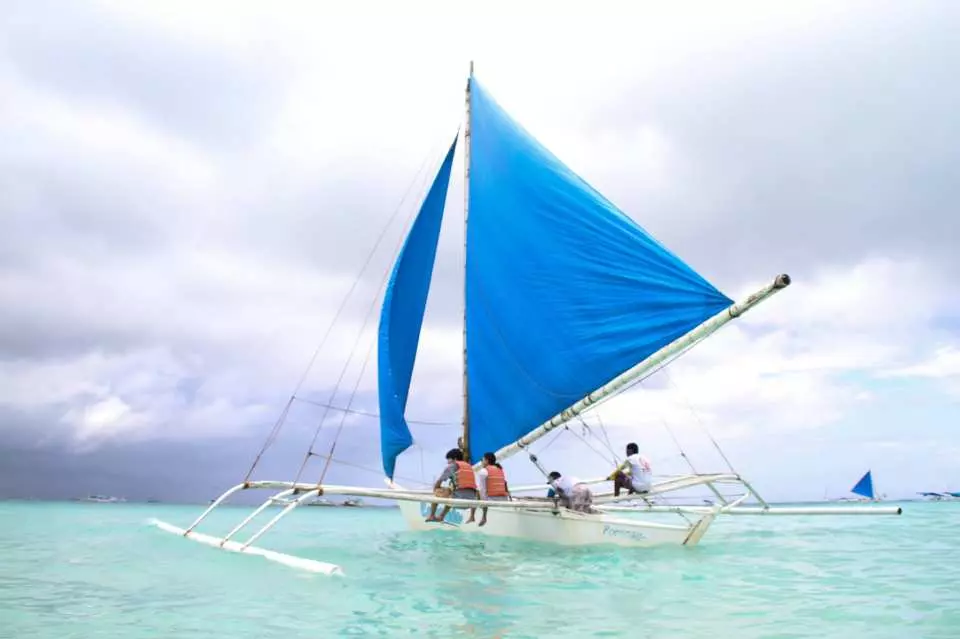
[465,78,734,461]
[378,136,458,479]
[851,471,874,499]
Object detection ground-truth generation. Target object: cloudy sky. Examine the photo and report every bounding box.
[1,0,957,504]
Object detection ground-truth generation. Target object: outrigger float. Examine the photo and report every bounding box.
[153,63,901,576]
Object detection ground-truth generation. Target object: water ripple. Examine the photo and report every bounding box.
[1,501,958,638]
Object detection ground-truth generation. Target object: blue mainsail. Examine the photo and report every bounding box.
[378,136,458,479]
[851,470,875,499]
[464,77,733,462]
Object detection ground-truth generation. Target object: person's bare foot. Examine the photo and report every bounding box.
[465,517,475,524]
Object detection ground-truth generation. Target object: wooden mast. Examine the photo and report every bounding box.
[460,61,473,461]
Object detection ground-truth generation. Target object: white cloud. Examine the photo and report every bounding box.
[1,0,958,504]
[880,345,960,379]
[64,396,137,443]
[0,346,275,446]
[575,257,952,468]
[878,345,960,399]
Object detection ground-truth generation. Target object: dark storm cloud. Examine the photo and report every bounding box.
[0,392,452,502]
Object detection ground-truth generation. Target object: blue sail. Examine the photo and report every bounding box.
[465,78,733,461]
[378,136,458,478]
[851,470,875,499]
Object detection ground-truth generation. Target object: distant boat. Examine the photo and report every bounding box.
[837,470,884,502]
[270,494,335,507]
[84,495,124,503]
[342,498,364,507]
[917,491,960,501]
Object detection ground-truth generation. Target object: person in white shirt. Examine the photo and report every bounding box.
[609,442,653,497]
[547,471,594,513]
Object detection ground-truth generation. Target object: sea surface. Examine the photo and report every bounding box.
[1,499,957,638]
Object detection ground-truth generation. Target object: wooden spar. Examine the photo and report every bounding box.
[191,477,903,522]
[506,473,739,494]
[600,504,903,516]
[704,505,903,516]
[489,273,792,466]
[240,481,561,511]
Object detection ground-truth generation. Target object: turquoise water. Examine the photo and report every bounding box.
[1,500,957,638]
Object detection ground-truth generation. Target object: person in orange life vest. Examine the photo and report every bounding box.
[425,448,478,523]
[465,452,510,527]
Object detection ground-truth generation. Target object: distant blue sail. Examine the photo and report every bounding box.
[465,78,733,461]
[851,471,875,499]
[378,136,458,479]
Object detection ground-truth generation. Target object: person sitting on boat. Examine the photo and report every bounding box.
[426,448,478,523]
[609,442,653,497]
[466,452,510,527]
[547,471,594,513]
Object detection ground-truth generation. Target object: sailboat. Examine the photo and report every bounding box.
[152,64,901,576]
[838,470,885,502]
[917,492,958,501]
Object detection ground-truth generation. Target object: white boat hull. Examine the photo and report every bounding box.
[395,499,707,547]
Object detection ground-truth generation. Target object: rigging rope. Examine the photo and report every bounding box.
[243,397,294,483]
[661,368,739,475]
[637,378,700,476]
[594,412,618,464]
[549,330,713,440]
[516,428,566,480]
[537,427,566,454]
[566,425,617,467]
[291,396,458,426]
[575,413,620,464]
[418,444,426,486]
[290,146,443,486]
[242,141,446,482]
[317,330,378,484]
[309,451,429,487]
